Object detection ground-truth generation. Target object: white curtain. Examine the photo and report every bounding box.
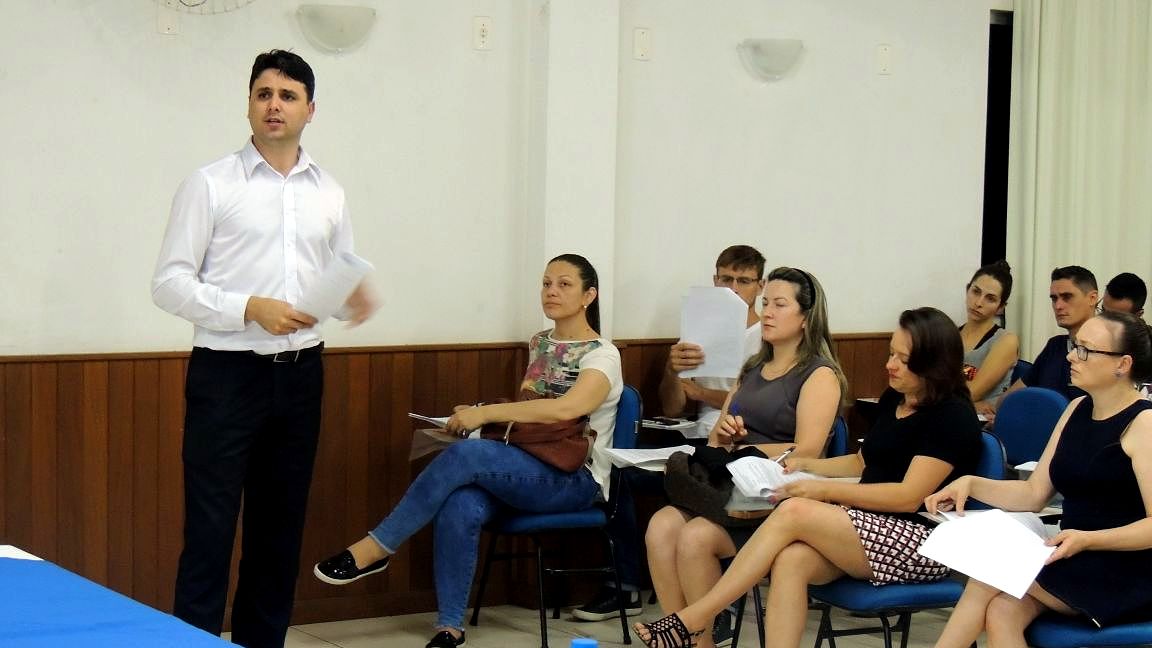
[1007,0,1152,358]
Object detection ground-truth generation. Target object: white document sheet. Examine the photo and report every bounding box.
[679,286,749,379]
[0,545,42,561]
[409,413,451,428]
[916,508,1055,598]
[726,456,821,498]
[603,445,697,471]
[295,251,374,321]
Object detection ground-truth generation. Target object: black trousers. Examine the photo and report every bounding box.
[173,345,324,648]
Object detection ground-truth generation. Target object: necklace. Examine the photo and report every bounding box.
[761,360,797,381]
[895,399,917,418]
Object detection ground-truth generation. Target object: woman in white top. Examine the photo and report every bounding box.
[313,254,623,648]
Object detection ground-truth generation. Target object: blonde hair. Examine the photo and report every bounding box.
[742,267,848,402]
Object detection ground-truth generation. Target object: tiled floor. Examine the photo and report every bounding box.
[241,591,953,648]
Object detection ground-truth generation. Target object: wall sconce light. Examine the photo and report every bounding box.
[296,4,376,54]
[736,38,804,82]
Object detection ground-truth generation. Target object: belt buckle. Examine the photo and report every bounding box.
[273,349,302,363]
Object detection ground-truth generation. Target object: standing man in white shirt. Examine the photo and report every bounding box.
[151,50,375,648]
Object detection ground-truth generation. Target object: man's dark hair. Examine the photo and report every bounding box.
[1050,265,1097,294]
[714,245,766,278]
[1106,272,1147,311]
[249,49,315,102]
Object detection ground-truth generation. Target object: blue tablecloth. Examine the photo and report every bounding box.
[0,557,231,647]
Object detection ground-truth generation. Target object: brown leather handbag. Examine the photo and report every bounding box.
[480,390,597,473]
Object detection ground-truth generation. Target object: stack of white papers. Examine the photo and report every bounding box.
[603,446,696,471]
[917,509,1054,598]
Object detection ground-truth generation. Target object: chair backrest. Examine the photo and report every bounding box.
[612,384,642,450]
[968,431,1008,510]
[994,387,1068,466]
[827,416,850,458]
[1010,358,1033,384]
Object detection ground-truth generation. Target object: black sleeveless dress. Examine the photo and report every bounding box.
[1036,397,1152,627]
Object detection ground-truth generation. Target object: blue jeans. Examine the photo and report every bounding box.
[369,439,600,631]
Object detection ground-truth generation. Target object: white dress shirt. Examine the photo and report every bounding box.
[152,139,354,353]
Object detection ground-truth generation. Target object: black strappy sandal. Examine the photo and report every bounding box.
[633,613,705,648]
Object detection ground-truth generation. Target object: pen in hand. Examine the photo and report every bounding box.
[721,403,743,450]
[774,446,797,465]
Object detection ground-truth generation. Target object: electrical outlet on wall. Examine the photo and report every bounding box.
[473,16,492,50]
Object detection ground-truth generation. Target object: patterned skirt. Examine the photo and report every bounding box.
[845,508,949,585]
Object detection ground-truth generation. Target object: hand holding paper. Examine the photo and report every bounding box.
[916,508,1054,598]
[295,251,375,322]
[727,456,822,498]
[679,287,749,379]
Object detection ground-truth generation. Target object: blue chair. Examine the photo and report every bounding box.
[1026,613,1152,647]
[1010,359,1033,384]
[994,387,1068,467]
[730,416,852,648]
[469,384,642,648]
[806,431,1007,648]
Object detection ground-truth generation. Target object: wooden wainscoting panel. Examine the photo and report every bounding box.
[30,363,60,563]
[0,336,888,626]
[106,360,137,596]
[0,366,6,542]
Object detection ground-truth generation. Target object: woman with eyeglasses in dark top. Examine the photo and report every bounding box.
[928,311,1152,645]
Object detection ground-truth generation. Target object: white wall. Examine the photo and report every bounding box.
[0,1,996,354]
[614,0,993,338]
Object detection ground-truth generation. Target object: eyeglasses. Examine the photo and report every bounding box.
[1070,342,1126,361]
[714,275,760,287]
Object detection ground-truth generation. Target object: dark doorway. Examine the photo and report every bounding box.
[982,10,1012,265]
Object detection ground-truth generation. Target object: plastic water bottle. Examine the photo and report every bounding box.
[571,639,598,648]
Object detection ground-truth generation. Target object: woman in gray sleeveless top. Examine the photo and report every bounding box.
[645,267,848,636]
[959,260,1019,402]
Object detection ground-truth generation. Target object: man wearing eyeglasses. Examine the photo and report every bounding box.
[571,245,765,631]
[1101,272,1147,318]
[980,266,1098,421]
[659,244,767,440]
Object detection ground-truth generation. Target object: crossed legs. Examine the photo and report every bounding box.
[638,498,872,648]
[934,578,1074,648]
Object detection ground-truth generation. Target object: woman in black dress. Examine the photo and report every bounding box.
[927,310,1152,646]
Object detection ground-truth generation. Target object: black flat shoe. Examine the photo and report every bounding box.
[425,630,466,647]
[313,549,389,585]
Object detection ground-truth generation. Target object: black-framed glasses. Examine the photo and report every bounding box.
[714,275,760,287]
[1070,342,1126,361]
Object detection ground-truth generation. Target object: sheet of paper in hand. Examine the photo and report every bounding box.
[726,456,822,498]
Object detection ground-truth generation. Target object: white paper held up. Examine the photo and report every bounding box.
[679,286,749,379]
[295,251,374,321]
[916,508,1054,599]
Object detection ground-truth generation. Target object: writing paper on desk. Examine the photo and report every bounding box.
[916,508,1054,598]
[295,251,374,321]
[0,545,41,561]
[679,287,748,379]
[604,446,696,471]
[726,456,822,498]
